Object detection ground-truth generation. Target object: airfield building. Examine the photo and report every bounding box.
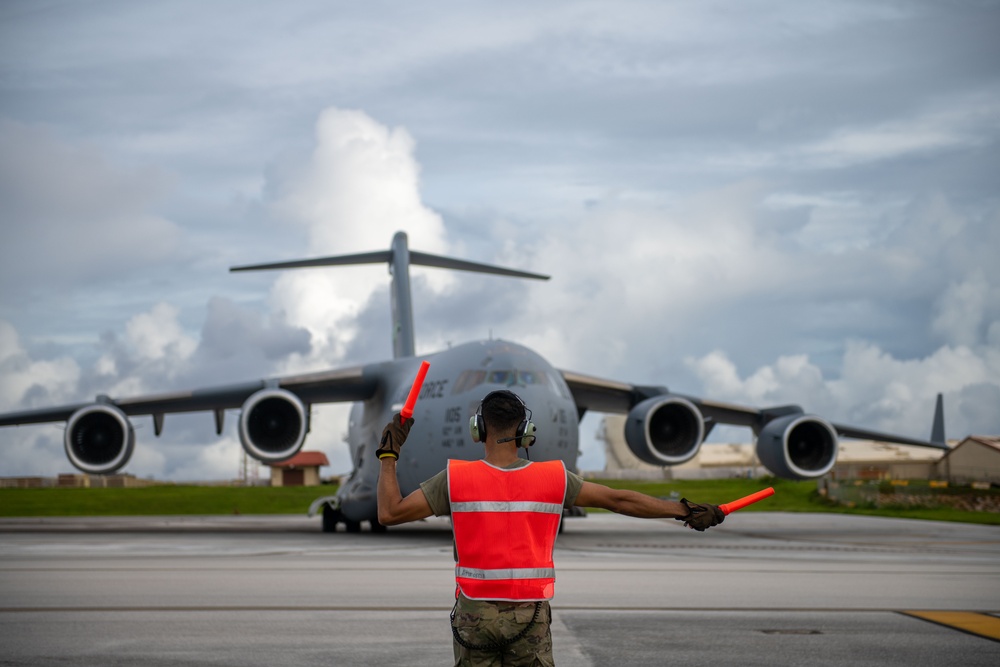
[269,451,329,487]
[937,436,1000,484]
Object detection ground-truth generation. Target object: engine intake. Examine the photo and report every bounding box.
[65,404,135,474]
[756,414,838,479]
[624,395,704,466]
[239,388,308,463]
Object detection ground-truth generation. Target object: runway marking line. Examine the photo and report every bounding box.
[901,611,1000,642]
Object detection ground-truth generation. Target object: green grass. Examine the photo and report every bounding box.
[0,485,336,517]
[1,478,997,525]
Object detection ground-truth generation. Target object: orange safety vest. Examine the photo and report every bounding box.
[448,459,566,601]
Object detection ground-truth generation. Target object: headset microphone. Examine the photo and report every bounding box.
[497,430,537,446]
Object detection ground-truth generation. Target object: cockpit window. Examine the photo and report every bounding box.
[452,368,549,394]
[452,370,487,394]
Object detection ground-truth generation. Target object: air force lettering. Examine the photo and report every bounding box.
[448,459,566,601]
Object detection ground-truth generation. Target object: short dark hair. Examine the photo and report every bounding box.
[480,390,526,435]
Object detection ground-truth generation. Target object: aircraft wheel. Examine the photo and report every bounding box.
[322,505,341,533]
[344,519,362,533]
[370,521,388,534]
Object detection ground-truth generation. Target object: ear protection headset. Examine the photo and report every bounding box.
[469,390,537,447]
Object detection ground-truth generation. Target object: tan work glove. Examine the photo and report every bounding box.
[376,413,414,460]
[675,498,725,531]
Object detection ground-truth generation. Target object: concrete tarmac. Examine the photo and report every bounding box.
[1,512,998,666]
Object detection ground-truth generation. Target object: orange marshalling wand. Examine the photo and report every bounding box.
[400,361,431,419]
[719,487,775,515]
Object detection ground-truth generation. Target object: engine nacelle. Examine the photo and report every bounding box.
[624,395,705,466]
[64,404,135,474]
[756,414,838,479]
[239,388,308,463]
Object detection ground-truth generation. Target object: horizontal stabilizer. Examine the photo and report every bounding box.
[230,251,391,273]
[231,249,549,281]
[409,251,549,280]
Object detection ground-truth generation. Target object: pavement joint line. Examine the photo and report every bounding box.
[3,606,997,614]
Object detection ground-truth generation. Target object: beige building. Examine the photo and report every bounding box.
[596,414,763,480]
[937,436,1000,484]
[829,439,948,481]
[269,451,329,487]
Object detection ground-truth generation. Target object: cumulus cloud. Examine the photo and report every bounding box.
[0,321,81,410]
[265,108,452,368]
[125,303,198,364]
[687,339,1000,442]
[84,303,199,400]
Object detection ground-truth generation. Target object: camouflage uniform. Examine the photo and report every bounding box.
[451,594,554,667]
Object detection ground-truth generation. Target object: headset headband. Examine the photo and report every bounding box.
[469,390,536,447]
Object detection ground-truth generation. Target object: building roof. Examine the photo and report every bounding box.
[269,451,330,469]
[969,435,1000,449]
[939,435,1000,459]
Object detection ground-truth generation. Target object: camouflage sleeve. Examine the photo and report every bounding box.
[419,469,450,517]
[564,469,584,508]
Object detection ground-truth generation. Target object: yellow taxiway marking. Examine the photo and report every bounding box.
[902,611,1000,642]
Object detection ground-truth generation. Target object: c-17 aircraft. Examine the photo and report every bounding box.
[0,231,948,532]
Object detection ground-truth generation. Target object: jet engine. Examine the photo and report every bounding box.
[65,404,135,474]
[755,414,838,479]
[623,396,705,466]
[238,388,308,463]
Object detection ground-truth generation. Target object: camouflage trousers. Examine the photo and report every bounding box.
[450,594,554,666]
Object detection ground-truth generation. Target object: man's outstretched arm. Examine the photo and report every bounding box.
[574,481,724,531]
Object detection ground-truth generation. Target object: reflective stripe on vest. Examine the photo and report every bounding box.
[451,501,563,514]
[448,459,566,601]
[456,566,557,580]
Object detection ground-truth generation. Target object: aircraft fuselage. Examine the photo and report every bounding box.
[336,339,579,521]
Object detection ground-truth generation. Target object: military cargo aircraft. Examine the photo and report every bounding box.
[0,231,948,531]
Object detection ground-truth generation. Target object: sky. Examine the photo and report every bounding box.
[0,0,998,481]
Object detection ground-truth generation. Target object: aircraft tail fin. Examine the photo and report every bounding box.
[231,231,548,359]
[930,392,946,446]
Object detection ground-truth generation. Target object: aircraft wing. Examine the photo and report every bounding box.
[0,365,377,429]
[559,369,948,450]
[0,364,384,474]
[559,369,761,427]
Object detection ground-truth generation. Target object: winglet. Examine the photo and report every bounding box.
[931,393,946,446]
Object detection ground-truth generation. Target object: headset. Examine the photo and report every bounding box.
[469,390,536,447]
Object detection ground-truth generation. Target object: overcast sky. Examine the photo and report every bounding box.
[1,0,997,481]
